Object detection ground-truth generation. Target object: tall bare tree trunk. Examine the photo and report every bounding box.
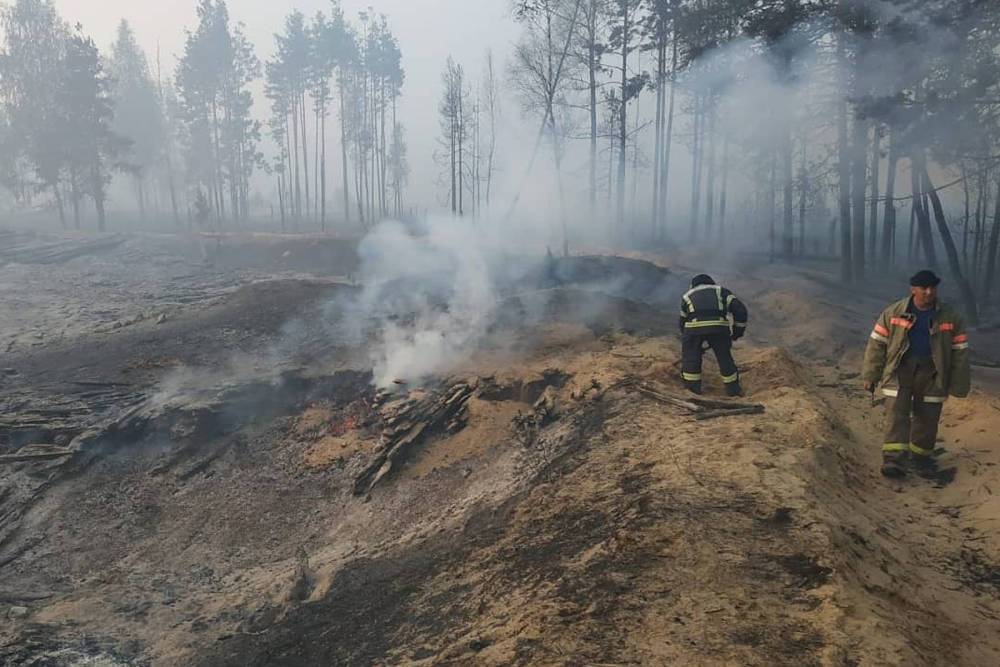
[910,151,938,270]
[720,132,729,243]
[321,111,327,232]
[768,152,776,261]
[165,154,180,226]
[961,164,971,265]
[587,28,598,217]
[850,115,868,282]
[973,170,987,283]
[300,92,310,223]
[291,102,302,230]
[314,106,320,227]
[458,85,465,217]
[659,32,678,242]
[136,175,146,220]
[617,0,630,230]
[798,138,807,255]
[923,166,978,323]
[782,124,795,257]
[836,33,852,282]
[339,78,351,226]
[868,125,880,263]
[92,162,107,233]
[984,172,1000,303]
[450,111,457,215]
[690,95,702,240]
[704,105,717,236]
[53,183,67,229]
[651,38,665,235]
[70,171,81,230]
[881,128,898,268]
[277,172,286,232]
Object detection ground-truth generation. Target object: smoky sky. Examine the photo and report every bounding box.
[54,0,521,211]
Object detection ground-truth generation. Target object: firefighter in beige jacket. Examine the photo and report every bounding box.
[862,270,971,478]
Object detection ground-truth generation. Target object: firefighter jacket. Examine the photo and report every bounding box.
[862,297,971,402]
[678,284,748,337]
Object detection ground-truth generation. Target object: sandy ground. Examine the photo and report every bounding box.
[1,232,999,666]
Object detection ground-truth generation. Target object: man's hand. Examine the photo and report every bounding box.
[731,329,744,342]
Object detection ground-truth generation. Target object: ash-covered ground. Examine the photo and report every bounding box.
[2,230,1000,666]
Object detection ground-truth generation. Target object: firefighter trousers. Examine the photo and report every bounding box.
[681,332,741,395]
[883,355,944,462]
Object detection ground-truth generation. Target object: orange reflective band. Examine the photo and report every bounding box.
[890,317,913,329]
[873,324,890,337]
[939,322,955,332]
[953,334,968,344]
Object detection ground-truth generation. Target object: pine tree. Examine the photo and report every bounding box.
[58,27,126,231]
[109,19,163,218]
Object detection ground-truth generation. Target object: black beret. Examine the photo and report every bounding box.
[910,270,941,288]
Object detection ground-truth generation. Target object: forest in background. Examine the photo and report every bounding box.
[1,0,999,318]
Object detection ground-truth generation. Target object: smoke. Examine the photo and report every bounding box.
[354,217,499,389]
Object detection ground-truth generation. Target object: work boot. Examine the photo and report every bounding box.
[910,454,938,479]
[880,458,906,479]
[684,381,703,396]
[880,449,908,478]
[725,381,744,398]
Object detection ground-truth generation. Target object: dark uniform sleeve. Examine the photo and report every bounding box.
[724,288,748,332]
[679,296,689,334]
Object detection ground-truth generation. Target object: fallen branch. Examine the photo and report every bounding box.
[632,385,703,412]
[684,396,765,411]
[694,406,766,420]
[630,381,765,419]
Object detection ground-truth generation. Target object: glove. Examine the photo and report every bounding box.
[731,328,744,342]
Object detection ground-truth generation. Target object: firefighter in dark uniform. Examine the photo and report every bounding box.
[679,274,749,396]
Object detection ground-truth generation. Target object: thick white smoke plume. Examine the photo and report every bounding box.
[356,217,499,388]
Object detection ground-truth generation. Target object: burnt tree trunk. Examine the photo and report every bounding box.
[880,129,899,268]
[705,105,717,235]
[868,125,880,263]
[720,132,729,242]
[339,78,351,226]
[910,152,937,270]
[836,33,852,282]
[798,138,807,256]
[659,33,678,242]
[922,166,978,324]
[850,114,868,282]
[983,172,1000,303]
[782,123,795,258]
[651,38,665,235]
[690,94,702,240]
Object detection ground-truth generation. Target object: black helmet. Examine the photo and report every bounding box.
[691,274,716,288]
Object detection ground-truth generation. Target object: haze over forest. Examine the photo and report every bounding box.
[53,0,520,213]
[2,0,1000,316]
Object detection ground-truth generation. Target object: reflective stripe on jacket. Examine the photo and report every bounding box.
[862,297,971,400]
[679,284,748,335]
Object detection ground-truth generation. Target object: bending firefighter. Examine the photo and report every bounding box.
[679,274,749,397]
[862,270,971,478]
